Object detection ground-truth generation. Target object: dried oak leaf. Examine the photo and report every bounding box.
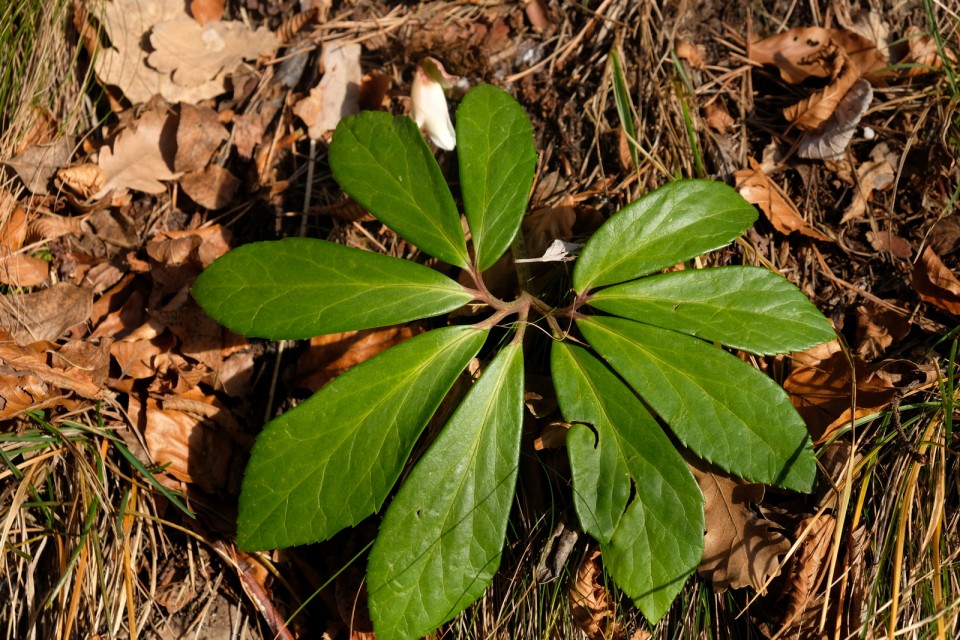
[784,45,859,131]
[750,27,887,83]
[693,463,790,593]
[147,17,278,91]
[841,143,896,221]
[734,158,829,240]
[96,109,179,198]
[914,245,960,315]
[58,163,106,200]
[569,549,626,640]
[294,42,362,140]
[797,78,873,160]
[0,282,92,344]
[93,0,226,104]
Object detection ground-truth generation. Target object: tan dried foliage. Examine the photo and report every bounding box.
[734,158,829,240]
[5,137,75,194]
[129,391,234,493]
[175,104,228,173]
[569,548,626,640]
[855,301,911,360]
[294,42,363,140]
[0,332,109,418]
[0,249,49,288]
[692,463,790,593]
[704,101,735,134]
[866,228,912,259]
[296,325,422,392]
[914,245,960,315]
[783,45,859,131]
[58,163,106,200]
[180,165,241,210]
[750,27,887,83]
[784,340,903,442]
[842,144,897,221]
[148,18,279,93]
[97,109,180,198]
[674,36,705,69]
[771,514,836,634]
[903,25,957,76]
[0,282,92,344]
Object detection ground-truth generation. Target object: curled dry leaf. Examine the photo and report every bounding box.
[771,514,836,634]
[569,549,626,640]
[866,228,912,259]
[841,143,896,221]
[913,245,960,315]
[58,163,106,200]
[294,42,363,140]
[358,72,393,111]
[750,27,887,83]
[784,45,859,131]
[704,101,735,134]
[674,36,705,69]
[130,391,234,494]
[856,301,911,360]
[0,282,92,344]
[797,78,873,161]
[692,463,790,593]
[147,17,279,92]
[784,340,901,442]
[734,158,829,240]
[0,332,109,418]
[0,198,27,249]
[903,26,957,76]
[96,109,180,199]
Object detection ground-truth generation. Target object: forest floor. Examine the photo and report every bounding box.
[0,0,958,638]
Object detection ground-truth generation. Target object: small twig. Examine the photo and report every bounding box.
[891,383,928,465]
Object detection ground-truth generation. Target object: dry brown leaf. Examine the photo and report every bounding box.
[358,72,393,111]
[675,36,705,69]
[180,165,240,209]
[131,392,234,493]
[903,25,957,76]
[784,45,859,131]
[0,199,27,250]
[693,464,790,593]
[914,245,960,315]
[189,0,224,25]
[147,17,279,91]
[0,282,92,344]
[784,340,899,442]
[524,0,552,33]
[750,27,887,83]
[866,228,912,259]
[704,101,735,134]
[294,42,362,140]
[0,248,49,288]
[797,78,873,160]
[569,549,626,640]
[5,137,76,194]
[734,158,829,240]
[296,326,422,393]
[855,300,911,360]
[93,0,227,104]
[929,217,960,256]
[841,143,896,221]
[533,422,569,450]
[175,103,228,172]
[96,110,179,198]
[773,514,836,633]
[58,163,106,200]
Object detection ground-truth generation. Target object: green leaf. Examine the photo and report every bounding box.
[329,111,469,267]
[578,316,815,492]
[609,48,640,175]
[587,266,835,355]
[457,85,536,271]
[192,238,474,340]
[236,326,487,550]
[552,342,704,623]
[368,343,524,640]
[573,180,758,292]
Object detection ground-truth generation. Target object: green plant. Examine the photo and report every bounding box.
[191,84,834,639]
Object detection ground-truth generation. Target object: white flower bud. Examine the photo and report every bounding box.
[411,57,457,151]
